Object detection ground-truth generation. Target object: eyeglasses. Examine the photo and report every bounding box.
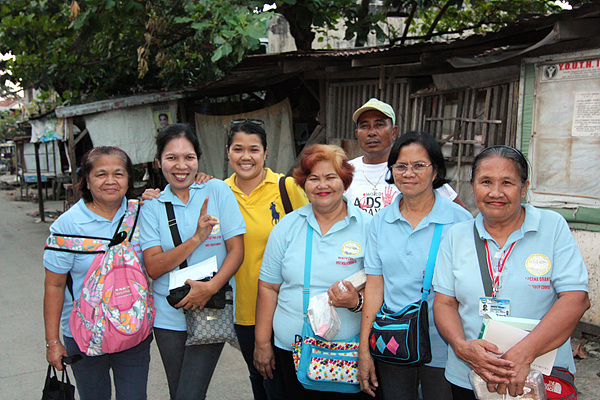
[390,162,432,174]
[231,118,264,126]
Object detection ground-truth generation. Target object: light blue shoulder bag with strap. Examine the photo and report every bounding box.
[292,225,361,393]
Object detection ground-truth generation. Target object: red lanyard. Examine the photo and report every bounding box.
[484,240,516,298]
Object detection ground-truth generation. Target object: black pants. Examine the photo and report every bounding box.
[451,384,477,400]
[374,359,452,400]
[153,328,224,400]
[234,324,286,400]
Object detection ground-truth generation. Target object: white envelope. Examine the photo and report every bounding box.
[168,256,218,290]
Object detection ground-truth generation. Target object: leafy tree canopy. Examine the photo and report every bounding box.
[0,0,591,108]
[387,0,584,44]
[0,0,271,106]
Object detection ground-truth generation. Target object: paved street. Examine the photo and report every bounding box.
[0,190,252,400]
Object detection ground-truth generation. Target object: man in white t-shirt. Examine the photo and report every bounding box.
[346,98,466,215]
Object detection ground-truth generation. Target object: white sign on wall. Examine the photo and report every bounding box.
[529,55,600,207]
[540,59,600,82]
[572,92,600,137]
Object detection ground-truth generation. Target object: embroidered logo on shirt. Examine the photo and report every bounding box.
[210,217,221,235]
[269,202,280,225]
[525,253,551,276]
[342,241,361,257]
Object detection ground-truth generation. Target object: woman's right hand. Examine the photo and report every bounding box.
[46,341,68,371]
[253,341,276,380]
[176,279,215,310]
[358,350,378,397]
[454,339,516,384]
[194,196,218,244]
[140,188,161,204]
[194,172,213,184]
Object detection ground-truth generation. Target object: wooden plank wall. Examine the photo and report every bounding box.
[410,81,520,163]
[326,79,411,141]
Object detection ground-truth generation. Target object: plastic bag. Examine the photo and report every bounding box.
[307,293,341,340]
[469,369,547,400]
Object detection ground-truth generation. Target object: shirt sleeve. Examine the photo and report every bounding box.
[436,183,458,201]
[432,228,457,297]
[259,220,288,285]
[364,214,383,276]
[285,176,309,210]
[138,199,162,251]
[214,181,246,241]
[550,215,589,294]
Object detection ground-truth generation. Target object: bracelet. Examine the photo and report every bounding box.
[46,339,60,348]
[348,292,363,313]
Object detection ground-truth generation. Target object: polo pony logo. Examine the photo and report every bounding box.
[270,202,280,225]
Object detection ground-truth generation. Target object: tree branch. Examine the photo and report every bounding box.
[424,0,458,40]
[400,1,417,45]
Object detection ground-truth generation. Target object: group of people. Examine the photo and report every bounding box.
[43,98,590,400]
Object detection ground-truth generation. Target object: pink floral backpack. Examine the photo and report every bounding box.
[45,200,154,356]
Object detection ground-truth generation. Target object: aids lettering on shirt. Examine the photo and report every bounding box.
[352,186,398,215]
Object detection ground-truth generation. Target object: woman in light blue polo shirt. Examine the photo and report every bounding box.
[358,132,472,400]
[433,145,590,399]
[255,144,372,400]
[139,124,245,400]
[44,146,153,400]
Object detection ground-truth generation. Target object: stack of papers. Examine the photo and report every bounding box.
[168,256,218,290]
[480,315,556,375]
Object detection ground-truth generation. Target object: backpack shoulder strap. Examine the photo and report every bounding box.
[45,200,141,253]
[45,234,111,254]
[120,199,140,242]
[278,175,293,215]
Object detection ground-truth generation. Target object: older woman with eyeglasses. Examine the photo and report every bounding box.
[358,132,472,400]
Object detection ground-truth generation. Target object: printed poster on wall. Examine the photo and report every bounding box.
[572,92,600,137]
[153,103,173,134]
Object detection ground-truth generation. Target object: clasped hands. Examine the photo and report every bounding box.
[456,339,532,397]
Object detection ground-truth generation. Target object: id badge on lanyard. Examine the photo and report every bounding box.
[478,240,515,317]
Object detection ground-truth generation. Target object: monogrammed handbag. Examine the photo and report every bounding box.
[184,288,237,346]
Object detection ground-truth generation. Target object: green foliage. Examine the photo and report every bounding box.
[382,0,586,43]
[0,110,21,142]
[0,0,271,106]
[0,0,592,109]
[271,0,586,50]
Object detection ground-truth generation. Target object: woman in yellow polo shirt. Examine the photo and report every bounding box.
[225,119,308,400]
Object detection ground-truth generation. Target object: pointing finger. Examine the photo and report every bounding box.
[200,196,209,216]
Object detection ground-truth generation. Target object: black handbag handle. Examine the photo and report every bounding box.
[165,201,188,269]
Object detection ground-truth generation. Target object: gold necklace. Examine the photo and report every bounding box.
[362,162,387,192]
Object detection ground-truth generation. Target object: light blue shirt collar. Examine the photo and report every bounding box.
[157,182,204,206]
[383,191,455,228]
[73,197,128,224]
[475,204,541,249]
[297,196,360,236]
